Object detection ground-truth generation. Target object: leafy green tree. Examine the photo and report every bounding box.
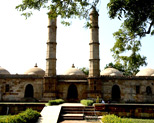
[16,0,99,25]
[79,67,89,75]
[106,25,147,75]
[107,0,154,37]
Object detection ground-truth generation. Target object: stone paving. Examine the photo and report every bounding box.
[59,120,101,123]
[37,106,61,123]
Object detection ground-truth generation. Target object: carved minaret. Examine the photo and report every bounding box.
[45,17,57,76]
[43,17,57,101]
[89,8,100,77]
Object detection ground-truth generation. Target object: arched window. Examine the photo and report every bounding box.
[5,84,9,92]
[24,84,34,98]
[146,86,152,95]
[112,85,121,102]
[67,84,78,99]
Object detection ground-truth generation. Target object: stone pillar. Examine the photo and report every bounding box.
[89,8,100,77]
[45,18,57,76]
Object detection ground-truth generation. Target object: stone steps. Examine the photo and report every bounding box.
[59,106,102,121]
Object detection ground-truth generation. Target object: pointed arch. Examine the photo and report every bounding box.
[24,84,34,98]
[112,85,121,101]
[67,84,78,99]
[146,86,152,95]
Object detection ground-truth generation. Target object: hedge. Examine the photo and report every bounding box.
[102,114,133,123]
[0,108,40,123]
[80,99,94,106]
[46,99,64,106]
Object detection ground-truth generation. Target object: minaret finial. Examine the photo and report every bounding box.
[34,63,38,67]
[72,64,75,68]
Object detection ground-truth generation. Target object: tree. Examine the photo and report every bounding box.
[105,24,147,75]
[79,67,89,75]
[16,0,99,25]
[107,0,154,37]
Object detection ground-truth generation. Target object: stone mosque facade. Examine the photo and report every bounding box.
[0,9,154,103]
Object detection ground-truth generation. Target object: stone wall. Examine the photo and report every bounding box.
[94,103,154,118]
[101,76,154,103]
[0,75,43,101]
[0,103,45,115]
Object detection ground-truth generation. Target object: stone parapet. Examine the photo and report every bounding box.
[100,75,154,80]
[57,75,87,80]
[0,74,43,79]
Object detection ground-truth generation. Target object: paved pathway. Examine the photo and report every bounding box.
[37,106,61,123]
[59,103,83,106]
[59,120,101,123]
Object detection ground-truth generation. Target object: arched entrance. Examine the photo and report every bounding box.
[67,84,78,102]
[146,86,152,95]
[112,85,121,102]
[24,84,34,98]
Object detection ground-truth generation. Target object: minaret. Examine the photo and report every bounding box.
[89,8,100,77]
[45,17,57,76]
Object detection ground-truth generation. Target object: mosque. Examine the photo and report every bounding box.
[0,8,154,103]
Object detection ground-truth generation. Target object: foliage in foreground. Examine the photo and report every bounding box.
[102,114,132,123]
[0,108,40,123]
[16,0,99,26]
[80,99,94,106]
[108,0,154,38]
[46,99,64,106]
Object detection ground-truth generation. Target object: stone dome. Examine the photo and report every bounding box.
[136,68,154,76]
[0,66,10,75]
[63,64,85,75]
[24,64,45,76]
[100,68,123,76]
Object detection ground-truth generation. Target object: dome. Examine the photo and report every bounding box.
[100,68,123,76]
[0,66,10,75]
[25,64,45,76]
[136,68,154,76]
[63,64,85,75]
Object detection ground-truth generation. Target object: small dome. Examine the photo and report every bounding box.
[136,68,154,76]
[101,68,123,76]
[0,66,10,75]
[25,64,45,76]
[63,64,85,75]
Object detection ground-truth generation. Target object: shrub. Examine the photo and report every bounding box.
[0,108,40,123]
[47,99,64,106]
[80,99,94,106]
[102,114,133,123]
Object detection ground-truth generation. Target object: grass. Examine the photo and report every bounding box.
[123,118,154,123]
[102,114,154,123]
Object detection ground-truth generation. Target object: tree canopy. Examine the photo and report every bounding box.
[105,24,147,76]
[16,0,99,25]
[79,67,89,75]
[107,0,154,37]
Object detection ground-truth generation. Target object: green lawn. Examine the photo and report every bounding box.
[102,115,154,123]
[124,118,154,123]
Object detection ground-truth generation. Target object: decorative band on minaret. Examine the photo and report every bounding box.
[45,17,57,76]
[89,8,100,77]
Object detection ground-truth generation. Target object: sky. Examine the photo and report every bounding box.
[0,0,154,74]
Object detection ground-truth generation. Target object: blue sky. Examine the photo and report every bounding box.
[0,0,154,74]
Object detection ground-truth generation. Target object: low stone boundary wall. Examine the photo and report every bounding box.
[0,103,45,115]
[94,103,154,119]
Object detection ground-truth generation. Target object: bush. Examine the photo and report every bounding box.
[47,99,64,106]
[102,114,133,123]
[80,99,94,106]
[0,108,40,123]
